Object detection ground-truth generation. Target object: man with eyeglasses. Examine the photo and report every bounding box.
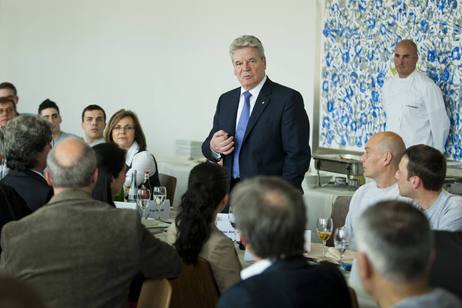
[38,99,78,146]
[81,104,106,147]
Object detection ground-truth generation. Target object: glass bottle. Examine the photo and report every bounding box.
[127,170,138,203]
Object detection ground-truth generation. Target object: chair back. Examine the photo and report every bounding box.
[169,257,219,308]
[348,287,359,308]
[159,173,177,205]
[137,279,172,308]
[327,196,352,247]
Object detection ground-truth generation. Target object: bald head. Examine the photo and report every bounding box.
[46,138,97,189]
[373,132,406,167]
[396,39,418,55]
[394,39,418,78]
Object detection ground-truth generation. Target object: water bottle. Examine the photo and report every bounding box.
[127,170,138,203]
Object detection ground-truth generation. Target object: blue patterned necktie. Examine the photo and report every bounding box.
[233,91,252,179]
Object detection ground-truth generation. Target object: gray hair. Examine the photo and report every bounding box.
[231,176,306,259]
[46,139,96,188]
[356,200,433,283]
[1,115,51,171]
[229,35,265,59]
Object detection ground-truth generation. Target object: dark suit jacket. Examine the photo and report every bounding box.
[1,169,53,211]
[430,230,462,301]
[0,190,181,308]
[202,78,311,191]
[218,256,352,308]
[0,183,31,254]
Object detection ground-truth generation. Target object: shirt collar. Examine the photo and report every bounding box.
[240,258,272,280]
[240,75,267,98]
[125,141,140,166]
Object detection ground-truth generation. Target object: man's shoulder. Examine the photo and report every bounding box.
[353,181,376,196]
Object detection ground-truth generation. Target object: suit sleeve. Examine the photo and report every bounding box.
[217,284,254,308]
[202,96,224,162]
[280,91,311,188]
[138,223,182,279]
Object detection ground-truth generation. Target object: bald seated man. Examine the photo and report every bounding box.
[382,39,450,153]
[0,138,181,308]
[344,131,410,249]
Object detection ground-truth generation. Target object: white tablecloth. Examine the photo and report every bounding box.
[302,181,355,243]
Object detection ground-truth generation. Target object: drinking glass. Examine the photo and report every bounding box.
[316,217,333,257]
[228,206,238,242]
[333,227,350,267]
[137,187,151,219]
[153,186,167,219]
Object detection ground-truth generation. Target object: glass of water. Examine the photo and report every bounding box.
[333,226,350,266]
[153,186,167,219]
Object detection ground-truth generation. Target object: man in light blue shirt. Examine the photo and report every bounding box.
[395,144,462,231]
[356,201,461,308]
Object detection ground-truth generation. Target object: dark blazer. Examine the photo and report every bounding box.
[1,169,53,211]
[430,230,462,301]
[218,256,352,308]
[0,183,31,254]
[0,190,181,308]
[202,78,311,191]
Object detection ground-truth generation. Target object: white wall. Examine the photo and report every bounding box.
[0,0,320,158]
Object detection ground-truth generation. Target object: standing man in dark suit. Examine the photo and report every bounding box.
[1,115,53,211]
[202,35,310,192]
[218,177,351,308]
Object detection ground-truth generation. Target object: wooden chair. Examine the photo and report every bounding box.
[327,196,352,247]
[137,279,172,308]
[169,257,220,308]
[159,173,177,205]
[348,287,359,308]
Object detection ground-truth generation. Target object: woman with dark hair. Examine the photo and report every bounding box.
[166,162,241,292]
[105,109,160,190]
[92,143,126,207]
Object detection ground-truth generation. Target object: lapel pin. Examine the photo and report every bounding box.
[261,101,265,104]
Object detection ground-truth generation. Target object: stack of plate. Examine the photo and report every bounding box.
[175,139,203,160]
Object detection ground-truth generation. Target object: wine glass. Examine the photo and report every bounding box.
[228,206,238,242]
[137,187,151,219]
[153,186,167,219]
[316,217,333,257]
[333,227,350,268]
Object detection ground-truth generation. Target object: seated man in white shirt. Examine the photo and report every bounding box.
[395,144,462,230]
[356,200,461,308]
[344,131,407,249]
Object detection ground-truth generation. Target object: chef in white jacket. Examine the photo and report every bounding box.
[382,39,450,153]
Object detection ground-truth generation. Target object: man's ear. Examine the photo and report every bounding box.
[357,252,374,294]
[383,151,393,166]
[411,176,422,189]
[44,169,53,186]
[91,168,99,185]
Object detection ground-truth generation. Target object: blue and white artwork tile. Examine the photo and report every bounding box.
[320,0,461,159]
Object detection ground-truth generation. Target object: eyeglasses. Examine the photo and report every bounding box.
[0,106,14,115]
[113,125,135,132]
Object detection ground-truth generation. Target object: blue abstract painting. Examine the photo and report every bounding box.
[320,0,462,159]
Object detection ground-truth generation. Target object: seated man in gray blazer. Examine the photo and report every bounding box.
[0,138,181,308]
